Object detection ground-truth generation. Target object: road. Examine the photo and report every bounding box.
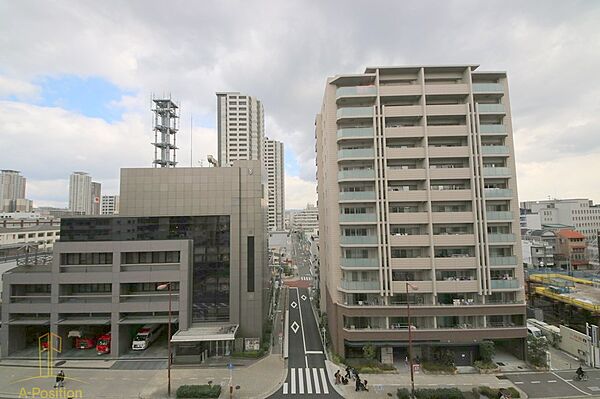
[506,369,600,398]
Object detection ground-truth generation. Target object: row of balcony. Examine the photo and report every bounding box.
[335,83,504,99]
[340,233,516,246]
[337,145,509,160]
[338,188,513,202]
[336,102,504,120]
[340,255,518,269]
[9,293,180,305]
[339,278,519,292]
[340,211,513,224]
[337,166,511,181]
[337,124,508,140]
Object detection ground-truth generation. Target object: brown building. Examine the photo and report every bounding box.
[556,229,589,270]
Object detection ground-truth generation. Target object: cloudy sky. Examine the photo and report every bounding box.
[1,0,599,209]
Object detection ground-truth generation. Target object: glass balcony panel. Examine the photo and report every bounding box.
[481,145,510,155]
[473,83,504,93]
[341,258,379,268]
[490,279,520,289]
[486,211,514,220]
[336,86,377,97]
[337,107,374,119]
[340,280,380,290]
[337,148,375,159]
[337,169,375,180]
[478,104,505,113]
[337,127,375,139]
[338,191,377,201]
[480,124,507,134]
[340,236,378,245]
[484,188,513,198]
[489,256,517,266]
[339,213,377,223]
[488,233,516,243]
[483,167,511,177]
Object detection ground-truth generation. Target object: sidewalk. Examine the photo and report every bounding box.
[325,360,524,399]
[0,358,116,369]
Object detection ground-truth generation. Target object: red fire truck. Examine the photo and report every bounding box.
[96,333,111,355]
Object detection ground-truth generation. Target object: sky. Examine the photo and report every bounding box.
[1,0,599,209]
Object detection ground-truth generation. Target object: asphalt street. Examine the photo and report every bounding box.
[506,369,600,398]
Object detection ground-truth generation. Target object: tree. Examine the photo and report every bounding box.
[479,341,495,363]
[362,343,376,361]
[527,335,549,368]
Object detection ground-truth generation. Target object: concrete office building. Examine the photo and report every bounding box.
[1,161,268,361]
[521,198,600,243]
[315,65,526,363]
[264,138,285,230]
[100,195,120,215]
[217,92,264,167]
[68,172,92,215]
[290,204,319,234]
[0,225,61,258]
[0,170,27,212]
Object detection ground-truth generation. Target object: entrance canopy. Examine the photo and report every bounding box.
[171,324,238,343]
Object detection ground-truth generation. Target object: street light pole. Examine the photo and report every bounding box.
[406,281,417,399]
[158,283,173,397]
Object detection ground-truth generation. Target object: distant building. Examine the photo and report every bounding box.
[90,182,101,215]
[0,170,28,212]
[0,225,60,257]
[522,239,554,268]
[264,139,285,230]
[290,204,318,234]
[555,229,589,270]
[68,172,92,214]
[100,195,120,215]
[521,199,600,243]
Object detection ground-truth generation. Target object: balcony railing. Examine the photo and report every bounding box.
[480,124,507,134]
[489,256,517,266]
[486,211,514,221]
[337,148,375,159]
[483,167,511,177]
[484,188,513,198]
[340,236,378,245]
[341,258,379,268]
[337,127,375,139]
[490,279,520,289]
[339,213,377,223]
[473,83,504,93]
[338,191,377,201]
[337,107,374,119]
[340,281,380,290]
[481,145,510,155]
[488,233,516,243]
[478,104,505,113]
[336,86,377,97]
[338,169,375,180]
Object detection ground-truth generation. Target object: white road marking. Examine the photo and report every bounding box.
[291,368,296,394]
[319,368,329,394]
[305,350,323,354]
[301,294,307,300]
[291,321,300,334]
[313,368,321,394]
[298,368,304,394]
[296,288,307,356]
[552,372,592,396]
[291,301,298,309]
[514,382,524,385]
[531,381,541,384]
[547,380,557,383]
[283,382,288,394]
[305,367,312,394]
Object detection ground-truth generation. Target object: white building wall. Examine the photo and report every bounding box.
[69,172,92,214]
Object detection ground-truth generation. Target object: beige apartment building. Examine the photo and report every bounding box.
[316,65,526,364]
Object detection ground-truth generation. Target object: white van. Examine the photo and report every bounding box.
[131,324,164,350]
[527,324,544,339]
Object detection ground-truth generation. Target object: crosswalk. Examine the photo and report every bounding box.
[300,276,312,281]
[282,367,330,395]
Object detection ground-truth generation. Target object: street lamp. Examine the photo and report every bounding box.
[157,282,173,397]
[406,281,418,399]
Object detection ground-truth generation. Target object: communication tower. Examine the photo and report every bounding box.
[152,97,179,167]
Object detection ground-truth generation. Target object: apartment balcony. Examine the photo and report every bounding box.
[338,169,376,181]
[433,234,475,246]
[389,257,431,269]
[435,256,478,269]
[484,188,513,199]
[337,106,374,120]
[336,85,377,98]
[340,258,379,268]
[480,124,507,135]
[385,126,425,138]
[486,211,514,221]
[388,190,428,202]
[473,83,504,93]
[428,146,470,158]
[488,233,516,243]
[379,84,422,96]
[429,167,471,179]
[386,168,427,180]
[340,235,379,246]
[385,105,423,118]
[490,279,520,290]
[427,125,468,137]
[338,191,377,202]
[483,167,511,177]
[339,213,378,224]
[481,145,510,156]
[338,148,375,160]
[337,127,375,140]
[436,279,479,292]
[426,104,467,116]
[340,280,381,291]
[430,189,472,201]
[386,147,426,159]
[388,212,429,224]
[489,256,518,266]
[425,83,469,95]
[392,280,433,292]
[478,104,506,114]
[431,212,473,223]
[389,234,430,246]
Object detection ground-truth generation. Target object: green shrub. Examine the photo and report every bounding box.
[474,360,499,370]
[331,353,346,365]
[397,387,464,399]
[421,361,456,373]
[362,343,377,360]
[479,341,495,363]
[176,384,221,398]
[477,386,520,398]
[231,350,264,358]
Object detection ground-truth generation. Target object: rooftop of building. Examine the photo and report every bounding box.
[0,224,60,234]
[557,229,586,239]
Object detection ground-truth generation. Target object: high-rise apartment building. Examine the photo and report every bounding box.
[264,138,285,230]
[217,92,264,167]
[68,172,92,215]
[0,170,26,212]
[316,65,526,362]
[291,204,319,234]
[100,195,120,215]
[90,181,101,215]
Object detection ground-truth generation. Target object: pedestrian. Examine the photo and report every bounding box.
[334,370,341,385]
[344,366,351,379]
[355,377,361,392]
[363,379,369,392]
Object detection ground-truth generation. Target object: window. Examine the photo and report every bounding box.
[247,236,255,292]
[60,252,113,265]
[122,251,180,264]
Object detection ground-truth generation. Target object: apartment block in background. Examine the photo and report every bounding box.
[316,65,526,363]
[0,170,27,212]
[100,195,120,215]
[68,172,92,215]
[264,138,285,230]
[90,181,101,215]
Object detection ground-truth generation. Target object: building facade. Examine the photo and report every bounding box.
[0,225,60,257]
[1,161,268,360]
[68,172,92,215]
[316,65,526,362]
[217,92,264,167]
[521,199,600,243]
[0,170,27,212]
[555,229,589,270]
[90,182,102,215]
[264,138,285,230]
[100,195,120,215]
[290,204,319,234]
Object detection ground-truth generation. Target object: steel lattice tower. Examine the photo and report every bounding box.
[152,97,179,167]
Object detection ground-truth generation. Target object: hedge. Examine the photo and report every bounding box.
[231,350,265,358]
[397,387,464,399]
[176,384,221,398]
[421,361,457,373]
[476,386,520,398]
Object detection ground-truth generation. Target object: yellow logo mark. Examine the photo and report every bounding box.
[39,332,62,377]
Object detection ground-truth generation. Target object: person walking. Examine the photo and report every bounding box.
[344,366,351,379]
[334,370,341,385]
[355,377,361,392]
